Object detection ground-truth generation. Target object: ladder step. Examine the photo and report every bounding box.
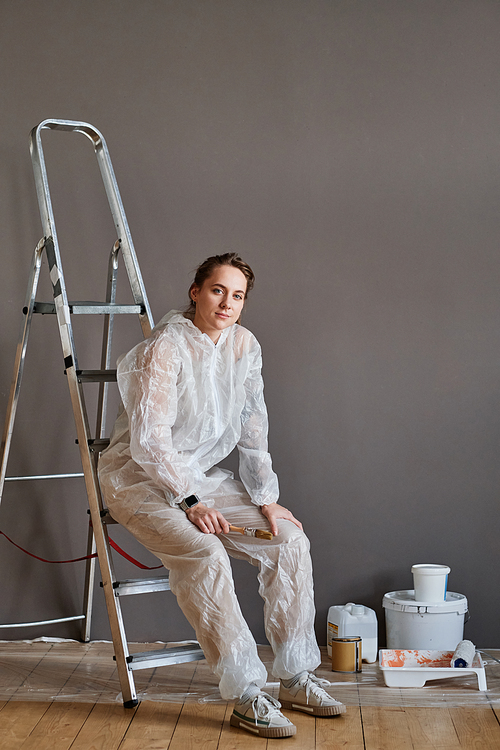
[106,577,171,596]
[124,644,205,671]
[76,438,110,451]
[30,301,144,315]
[88,438,110,450]
[75,370,117,382]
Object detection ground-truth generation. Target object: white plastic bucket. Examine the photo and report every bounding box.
[327,603,378,663]
[383,590,468,650]
[411,564,450,602]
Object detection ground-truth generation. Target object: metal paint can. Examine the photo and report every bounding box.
[331,636,362,673]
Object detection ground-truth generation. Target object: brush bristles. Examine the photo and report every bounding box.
[254,529,273,540]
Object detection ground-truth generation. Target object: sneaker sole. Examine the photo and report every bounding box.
[230,713,297,738]
[280,699,346,716]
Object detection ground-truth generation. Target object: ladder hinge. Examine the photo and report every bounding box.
[64,355,74,369]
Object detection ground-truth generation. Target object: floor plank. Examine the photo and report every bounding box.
[404,707,460,749]
[316,706,364,750]
[68,703,136,750]
[0,701,50,749]
[119,700,183,750]
[449,706,500,748]
[18,702,94,750]
[361,706,413,750]
[167,701,227,750]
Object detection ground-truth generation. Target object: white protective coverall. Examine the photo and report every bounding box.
[98,310,321,699]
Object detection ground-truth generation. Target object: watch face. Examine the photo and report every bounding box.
[185,495,199,508]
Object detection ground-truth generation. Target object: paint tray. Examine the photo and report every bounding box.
[379,649,487,690]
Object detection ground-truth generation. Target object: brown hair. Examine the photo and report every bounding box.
[187,253,255,320]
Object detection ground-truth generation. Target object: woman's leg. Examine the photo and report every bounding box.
[106,487,267,700]
[212,479,322,680]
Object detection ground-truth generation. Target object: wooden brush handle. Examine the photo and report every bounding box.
[228,525,245,534]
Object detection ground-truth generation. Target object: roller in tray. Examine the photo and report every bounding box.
[379,649,487,690]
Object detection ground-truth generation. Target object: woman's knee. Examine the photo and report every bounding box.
[275,520,310,550]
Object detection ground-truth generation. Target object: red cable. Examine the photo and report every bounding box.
[108,538,162,570]
[0,530,162,570]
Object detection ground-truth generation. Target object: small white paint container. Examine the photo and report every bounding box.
[411,564,450,603]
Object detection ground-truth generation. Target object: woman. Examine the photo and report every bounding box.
[99,253,345,738]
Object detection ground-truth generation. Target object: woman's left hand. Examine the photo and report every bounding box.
[260,502,303,537]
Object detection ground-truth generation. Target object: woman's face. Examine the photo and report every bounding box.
[191,265,247,343]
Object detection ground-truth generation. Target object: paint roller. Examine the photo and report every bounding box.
[451,640,476,668]
[228,525,273,540]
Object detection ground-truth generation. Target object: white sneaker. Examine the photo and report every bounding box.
[279,671,346,716]
[230,690,297,738]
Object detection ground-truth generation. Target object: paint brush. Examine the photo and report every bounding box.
[228,524,273,541]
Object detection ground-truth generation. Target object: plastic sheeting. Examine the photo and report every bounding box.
[1,640,499,708]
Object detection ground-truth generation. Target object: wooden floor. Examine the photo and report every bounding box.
[1,699,500,749]
[1,642,500,749]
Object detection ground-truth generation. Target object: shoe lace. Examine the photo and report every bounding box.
[252,692,283,723]
[300,673,332,702]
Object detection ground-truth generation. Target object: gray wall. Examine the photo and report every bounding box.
[0,0,499,649]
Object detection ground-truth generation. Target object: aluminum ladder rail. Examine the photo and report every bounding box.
[0,120,204,707]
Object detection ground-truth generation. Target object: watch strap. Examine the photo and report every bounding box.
[178,494,200,512]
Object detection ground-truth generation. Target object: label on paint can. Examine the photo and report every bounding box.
[331,636,362,673]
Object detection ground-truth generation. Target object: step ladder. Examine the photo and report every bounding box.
[0,119,204,707]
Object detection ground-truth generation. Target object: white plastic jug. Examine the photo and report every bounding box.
[327,603,378,663]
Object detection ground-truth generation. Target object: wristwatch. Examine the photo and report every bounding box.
[178,494,200,512]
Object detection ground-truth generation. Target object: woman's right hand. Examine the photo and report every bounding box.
[185,503,230,535]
